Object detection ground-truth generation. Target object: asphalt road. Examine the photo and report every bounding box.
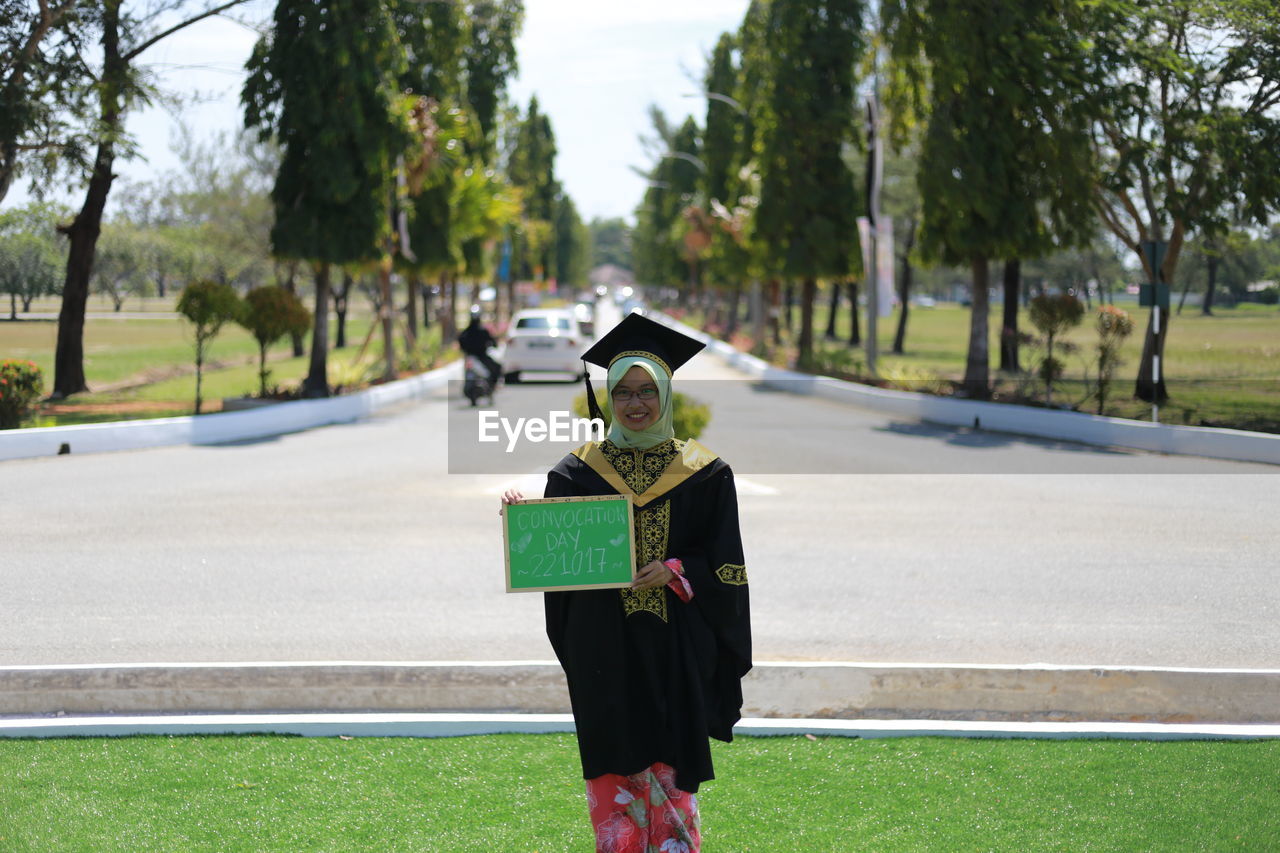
[3,319,1277,670]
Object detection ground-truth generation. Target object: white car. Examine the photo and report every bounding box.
[503,309,588,382]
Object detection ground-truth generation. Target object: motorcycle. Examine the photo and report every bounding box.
[463,354,497,407]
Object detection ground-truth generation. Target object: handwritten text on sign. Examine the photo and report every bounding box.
[503,494,636,593]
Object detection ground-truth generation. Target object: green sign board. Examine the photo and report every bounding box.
[503,494,636,593]
[1139,282,1170,309]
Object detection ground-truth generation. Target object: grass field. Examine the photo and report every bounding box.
[2,733,1277,851]
[711,298,1280,431]
[0,296,453,426]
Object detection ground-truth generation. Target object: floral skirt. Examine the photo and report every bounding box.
[586,762,701,853]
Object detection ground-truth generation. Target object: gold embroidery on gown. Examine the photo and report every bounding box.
[601,440,679,621]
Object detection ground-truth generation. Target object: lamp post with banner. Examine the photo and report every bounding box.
[1139,239,1169,422]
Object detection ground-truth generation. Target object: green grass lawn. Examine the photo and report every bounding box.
[0,307,454,425]
[709,298,1280,431]
[2,734,1277,851]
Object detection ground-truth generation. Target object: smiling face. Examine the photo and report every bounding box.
[610,365,661,432]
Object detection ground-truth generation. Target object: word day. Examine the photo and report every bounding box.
[478,411,604,452]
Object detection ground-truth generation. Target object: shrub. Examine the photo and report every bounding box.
[1028,293,1085,405]
[573,389,711,440]
[0,359,43,429]
[1094,304,1135,415]
[177,280,243,414]
[238,285,311,397]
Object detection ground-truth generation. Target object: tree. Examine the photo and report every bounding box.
[462,0,524,159]
[1085,0,1280,402]
[508,96,560,285]
[0,0,92,205]
[238,285,311,397]
[91,223,151,311]
[176,279,242,414]
[553,194,589,289]
[883,0,1096,396]
[50,0,252,398]
[755,0,865,369]
[588,218,632,269]
[1027,292,1084,405]
[0,201,66,318]
[243,0,411,397]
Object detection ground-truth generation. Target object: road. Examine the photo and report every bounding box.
[3,311,1277,670]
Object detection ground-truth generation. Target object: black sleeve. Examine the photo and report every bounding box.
[680,465,751,674]
[671,465,751,739]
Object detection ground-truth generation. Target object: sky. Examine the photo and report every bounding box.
[7,0,753,224]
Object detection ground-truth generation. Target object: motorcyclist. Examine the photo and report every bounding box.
[458,308,502,386]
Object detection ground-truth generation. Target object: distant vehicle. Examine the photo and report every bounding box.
[911,295,937,308]
[572,301,595,336]
[462,355,496,406]
[502,309,587,383]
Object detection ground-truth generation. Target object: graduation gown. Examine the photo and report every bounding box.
[543,437,752,795]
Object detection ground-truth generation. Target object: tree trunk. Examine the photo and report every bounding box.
[846,280,861,346]
[193,337,205,415]
[258,343,268,397]
[421,276,433,328]
[783,282,794,334]
[767,279,781,345]
[1201,253,1218,316]
[302,262,331,398]
[52,5,125,398]
[825,280,840,339]
[9,292,17,320]
[280,261,305,356]
[999,258,1021,373]
[442,271,457,344]
[404,268,418,349]
[333,272,351,349]
[379,259,396,382]
[892,260,912,355]
[798,277,816,369]
[963,256,991,399]
[726,286,741,338]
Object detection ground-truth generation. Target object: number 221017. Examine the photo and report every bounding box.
[525,547,611,578]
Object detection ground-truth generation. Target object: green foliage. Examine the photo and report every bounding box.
[92,224,154,311]
[0,2,95,203]
[1094,304,1135,414]
[755,0,864,281]
[177,280,244,414]
[462,0,524,154]
[0,228,63,314]
[0,358,43,428]
[508,96,560,282]
[243,0,411,267]
[553,195,589,287]
[1028,292,1085,404]
[572,390,712,441]
[588,218,632,270]
[633,114,703,289]
[238,285,311,396]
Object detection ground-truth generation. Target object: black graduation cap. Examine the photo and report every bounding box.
[580,312,705,423]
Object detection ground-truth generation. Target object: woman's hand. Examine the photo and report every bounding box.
[499,489,524,516]
[631,560,674,590]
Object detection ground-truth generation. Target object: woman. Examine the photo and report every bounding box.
[501,312,752,853]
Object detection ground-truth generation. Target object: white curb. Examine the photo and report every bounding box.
[0,361,458,461]
[2,712,1277,741]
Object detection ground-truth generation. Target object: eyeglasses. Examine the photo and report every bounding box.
[610,387,659,402]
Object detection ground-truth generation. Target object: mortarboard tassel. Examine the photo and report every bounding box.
[583,363,606,426]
